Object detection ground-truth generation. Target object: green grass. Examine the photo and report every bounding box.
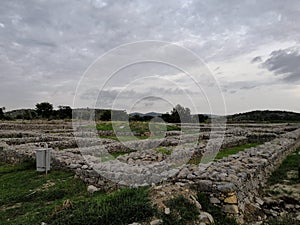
[188,143,260,165]
[267,148,300,185]
[155,147,172,155]
[96,121,180,133]
[47,188,154,225]
[99,151,135,162]
[196,192,239,225]
[159,195,199,225]
[96,121,180,142]
[99,135,164,142]
[215,143,260,160]
[0,162,155,225]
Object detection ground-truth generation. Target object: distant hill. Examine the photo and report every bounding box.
[129,112,162,117]
[227,110,300,123]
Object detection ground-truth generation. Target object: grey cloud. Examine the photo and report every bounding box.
[251,56,262,63]
[1,0,300,111]
[261,47,300,82]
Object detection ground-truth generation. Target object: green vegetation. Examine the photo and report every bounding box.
[215,143,260,160]
[96,121,180,133]
[159,195,199,225]
[227,110,300,123]
[99,151,136,162]
[188,156,203,165]
[197,192,239,225]
[96,121,179,142]
[48,188,154,225]
[99,135,163,142]
[188,143,260,165]
[267,148,300,185]
[0,162,154,225]
[155,147,172,155]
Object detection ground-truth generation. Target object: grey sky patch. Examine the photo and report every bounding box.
[261,47,300,82]
[251,56,262,63]
[0,0,300,113]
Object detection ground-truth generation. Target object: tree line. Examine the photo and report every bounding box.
[1,103,209,123]
[1,102,72,120]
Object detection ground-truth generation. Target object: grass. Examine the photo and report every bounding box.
[159,195,199,225]
[196,192,239,225]
[96,121,180,133]
[155,147,172,155]
[99,135,163,142]
[99,151,135,162]
[188,143,260,165]
[0,162,155,225]
[267,148,300,185]
[215,143,260,160]
[96,121,179,142]
[47,188,154,225]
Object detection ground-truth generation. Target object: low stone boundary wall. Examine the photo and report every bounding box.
[174,128,300,223]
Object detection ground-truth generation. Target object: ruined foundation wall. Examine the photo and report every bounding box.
[175,128,300,223]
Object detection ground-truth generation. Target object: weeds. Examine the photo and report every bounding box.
[196,192,239,225]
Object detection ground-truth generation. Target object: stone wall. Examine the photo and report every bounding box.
[174,128,300,223]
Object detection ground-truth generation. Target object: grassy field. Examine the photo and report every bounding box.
[96,121,180,133]
[99,135,163,142]
[0,161,239,225]
[188,143,260,164]
[0,161,154,225]
[96,121,180,142]
[215,143,260,160]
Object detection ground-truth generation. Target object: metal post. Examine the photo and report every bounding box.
[298,151,300,181]
[45,149,48,175]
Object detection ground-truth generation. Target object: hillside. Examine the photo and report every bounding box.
[227,110,300,123]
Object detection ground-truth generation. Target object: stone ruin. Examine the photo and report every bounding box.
[0,120,300,223]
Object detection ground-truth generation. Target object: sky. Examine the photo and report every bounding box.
[0,0,300,115]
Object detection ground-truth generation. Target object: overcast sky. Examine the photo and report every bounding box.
[0,0,300,114]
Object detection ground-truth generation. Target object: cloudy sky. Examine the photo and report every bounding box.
[0,0,300,114]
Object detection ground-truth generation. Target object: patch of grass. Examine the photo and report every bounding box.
[215,143,260,160]
[96,122,114,131]
[196,192,239,225]
[188,156,202,165]
[47,188,154,225]
[99,135,163,142]
[99,151,135,162]
[188,143,260,165]
[155,147,172,155]
[267,148,300,185]
[159,195,199,225]
[96,121,180,134]
[0,162,155,225]
[0,162,87,224]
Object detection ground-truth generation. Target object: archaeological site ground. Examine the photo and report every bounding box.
[1,119,300,225]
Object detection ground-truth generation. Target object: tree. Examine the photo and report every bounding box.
[161,104,192,123]
[100,110,111,121]
[35,102,53,118]
[57,106,72,119]
[170,104,192,123]
[0,107,4,119]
